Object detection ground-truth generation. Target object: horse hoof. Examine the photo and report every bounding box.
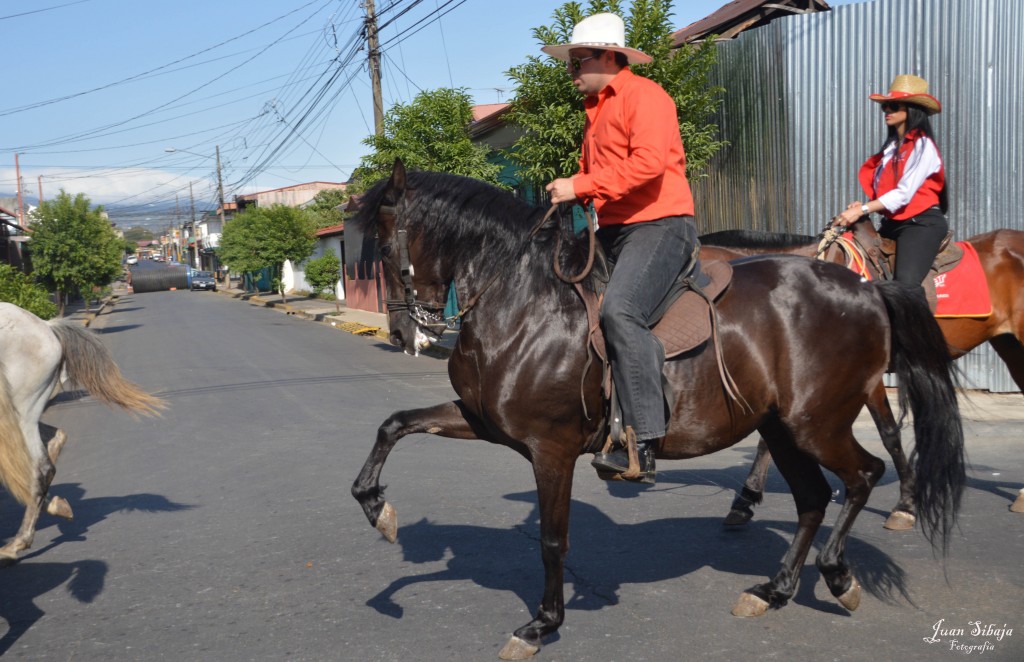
[723,509,753,527]
[498,635,540,660]
[47,496,74,520]
[838,579,862,611]
[1010,489,1024,513]
[375,502,397,543]
[731,592,769,617]
[883,510,915,530]
[0,550,18,567]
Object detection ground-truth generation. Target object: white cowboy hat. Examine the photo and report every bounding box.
[541,13,652,65]
[869,74,942,115]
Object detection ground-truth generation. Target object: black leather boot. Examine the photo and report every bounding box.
[591,431,656,484]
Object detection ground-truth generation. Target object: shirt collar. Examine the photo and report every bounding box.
[584,67,633,108]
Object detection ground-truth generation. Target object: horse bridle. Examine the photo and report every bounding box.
[377,204,452,337]
[376,201,582,337]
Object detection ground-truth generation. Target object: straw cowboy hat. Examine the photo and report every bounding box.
[541,12,652,65]
[869,74,942,114]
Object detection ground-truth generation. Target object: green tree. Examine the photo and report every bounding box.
[29,190,123,315]
[304,253,342,313]
[0,264,58,319]
[217,204,316,302]
[306,189,348,230]
[504,0,725,186]
[354,87,502,192]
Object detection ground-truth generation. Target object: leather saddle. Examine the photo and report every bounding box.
[839,220,963,311]
[572,245,734,456]
[574,254,733,365]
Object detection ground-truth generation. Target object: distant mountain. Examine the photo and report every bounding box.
[0,193,39,208]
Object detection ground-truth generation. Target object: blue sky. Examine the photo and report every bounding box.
[1,0,860,218]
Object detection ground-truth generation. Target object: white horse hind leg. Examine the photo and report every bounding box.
[43,426,73,520]
[0,427,66,564]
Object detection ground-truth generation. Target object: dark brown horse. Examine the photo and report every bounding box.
[701,220,1024,527]
[350,162,964,659]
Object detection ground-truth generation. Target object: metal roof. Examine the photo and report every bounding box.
[672,0,832,45]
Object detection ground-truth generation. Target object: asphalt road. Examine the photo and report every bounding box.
[2,289,1022,661]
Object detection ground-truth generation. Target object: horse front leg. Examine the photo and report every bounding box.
[499,449,576,660]
[723,437,771,526]
[351,400,487,543]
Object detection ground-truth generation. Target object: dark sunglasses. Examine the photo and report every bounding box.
[880,101,905,113]
[568,54,599,73]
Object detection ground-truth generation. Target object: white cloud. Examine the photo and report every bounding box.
[0,166,220,205]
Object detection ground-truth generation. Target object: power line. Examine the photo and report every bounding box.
[7,0,337,150]
[0,0,329,117]
[0,0,93,21]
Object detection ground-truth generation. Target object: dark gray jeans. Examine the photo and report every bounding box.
[598,216,699,441]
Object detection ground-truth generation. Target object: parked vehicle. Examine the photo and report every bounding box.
[191,270,217,291]
[126,255,138,265]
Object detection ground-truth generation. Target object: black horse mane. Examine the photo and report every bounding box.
[351,170,591,292]
[699,228,817,249]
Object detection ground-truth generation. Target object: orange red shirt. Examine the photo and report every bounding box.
[571,68,694,225]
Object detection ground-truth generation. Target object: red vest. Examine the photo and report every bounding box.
[858,130,945,221]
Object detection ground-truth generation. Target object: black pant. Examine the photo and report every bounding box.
[878,207,949,286]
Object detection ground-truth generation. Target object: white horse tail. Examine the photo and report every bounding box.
[0,369,34,505]
[48,321,166,416]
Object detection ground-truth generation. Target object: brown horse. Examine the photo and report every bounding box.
[0,302,164,563]
[701,220,1024,526]
[350,162,964,659]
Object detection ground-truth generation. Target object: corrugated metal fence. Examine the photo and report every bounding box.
[692,0,1024,391]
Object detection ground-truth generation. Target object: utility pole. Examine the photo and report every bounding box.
[37,176,43,204]
[364,0,384,135]
[216,144,227,286]
[189,181,199,270]
[175,193,181,262]
[14,153,24,225]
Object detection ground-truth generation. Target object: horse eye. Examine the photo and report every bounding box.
[379,245,392,257]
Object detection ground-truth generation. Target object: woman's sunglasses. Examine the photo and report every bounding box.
[568,54,599,73]
[880,101,905,113]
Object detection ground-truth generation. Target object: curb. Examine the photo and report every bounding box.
[213,288,454,358]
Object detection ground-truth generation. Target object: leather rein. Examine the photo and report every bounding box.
[378,201,596,337]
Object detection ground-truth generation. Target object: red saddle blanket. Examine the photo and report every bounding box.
[933,242,992,318]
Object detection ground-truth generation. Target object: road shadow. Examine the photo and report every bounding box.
[96,324,144,334]
[964,465,1023,509]
[364,489,909,622]
[0,558,108,655]
[0,486,192,654]
[0,483,195,558]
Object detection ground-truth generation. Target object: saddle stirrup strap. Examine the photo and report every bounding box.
[622,426,642,480]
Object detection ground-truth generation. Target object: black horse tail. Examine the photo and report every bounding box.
[877,280,965,553]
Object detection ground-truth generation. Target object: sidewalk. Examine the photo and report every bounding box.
[214,287,458,359]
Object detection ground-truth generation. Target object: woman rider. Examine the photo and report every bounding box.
[833,74,948,290]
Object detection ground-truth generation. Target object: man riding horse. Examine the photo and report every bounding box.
[543,13,700,484]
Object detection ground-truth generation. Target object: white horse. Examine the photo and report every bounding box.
[0,302,164,563]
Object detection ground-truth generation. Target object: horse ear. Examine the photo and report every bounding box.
[390,158,407,195]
